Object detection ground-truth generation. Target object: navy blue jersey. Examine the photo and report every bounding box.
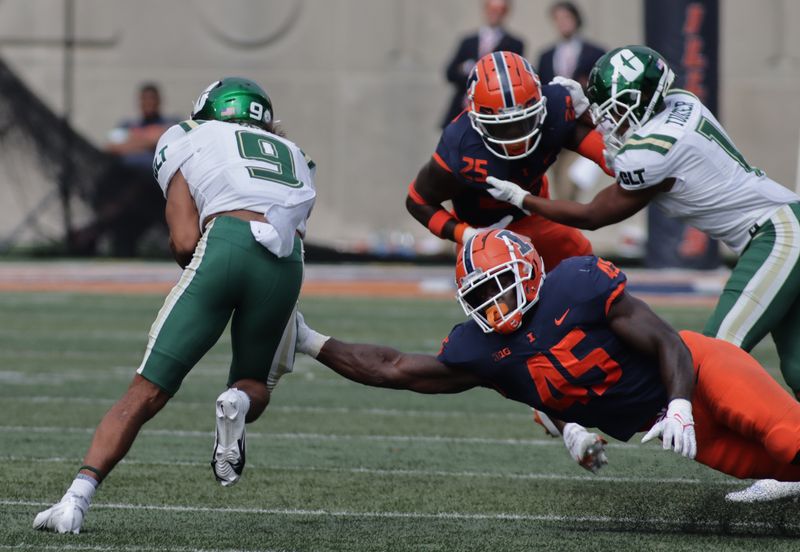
[437,256,668,441]
[434,84,578,228]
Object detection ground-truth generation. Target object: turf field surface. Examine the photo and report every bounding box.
[1,282,799,551]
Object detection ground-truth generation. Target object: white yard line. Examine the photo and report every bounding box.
[0,455,731,486]
[5,395,529,420]
[3,499,789,530]
[0,424,642,448]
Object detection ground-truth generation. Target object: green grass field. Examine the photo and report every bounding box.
[1,291,799,551]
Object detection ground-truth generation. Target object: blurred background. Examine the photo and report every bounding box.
[0,0,798,266]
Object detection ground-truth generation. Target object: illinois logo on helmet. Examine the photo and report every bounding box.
[466,51,548,160]
[456,229,545,334]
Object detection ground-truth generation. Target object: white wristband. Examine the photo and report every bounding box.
[302,329,330,358]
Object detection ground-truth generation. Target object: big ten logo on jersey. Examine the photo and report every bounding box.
[618,168,646,186]
[460,156,488,182]
[526,328,621,411]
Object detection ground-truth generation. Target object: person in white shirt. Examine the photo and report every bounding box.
[536,2,606,201]
[33,77,316,534]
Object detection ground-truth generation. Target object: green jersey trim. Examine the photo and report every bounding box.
[178,120,206,133]
[666,88,699,100]
[618,133,677,156]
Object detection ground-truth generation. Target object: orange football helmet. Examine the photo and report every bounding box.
[466,51,547,160]
[455,229,545,334]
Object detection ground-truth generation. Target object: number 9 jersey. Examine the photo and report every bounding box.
[152,119,316,257]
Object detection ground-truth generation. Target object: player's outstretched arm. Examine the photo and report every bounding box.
[296,312,481,394]
[485,176,668,231]
[606,290,697,458]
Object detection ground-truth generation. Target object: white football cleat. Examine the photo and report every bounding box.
[725,479,800,503]
[211,388,249,487]
[33,493,89,534]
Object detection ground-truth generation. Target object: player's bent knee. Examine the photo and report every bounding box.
[127,375,171,418]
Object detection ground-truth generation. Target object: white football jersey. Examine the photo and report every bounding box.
[153,119,316,255]
[612,90,798,253]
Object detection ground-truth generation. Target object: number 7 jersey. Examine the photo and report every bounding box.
[152,119,316,246]
[612,90,798,254]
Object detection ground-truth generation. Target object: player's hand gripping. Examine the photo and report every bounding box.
[460,214,515,243]
[563,422,608,474]
[549,76,589,118]
[641,398,696,459]
[485,177,530,214]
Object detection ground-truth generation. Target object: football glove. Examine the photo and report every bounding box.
[33,478,95,534]
[485,177,530,214]
[296,311,330,358]
[460,214,515,243]
[563,422,608,474]
[549,76,589,118]
[642,398,696,459]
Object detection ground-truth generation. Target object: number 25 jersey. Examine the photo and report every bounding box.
[438,256,668,441]
[152,120,316,250]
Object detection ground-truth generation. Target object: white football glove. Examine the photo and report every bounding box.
[460,214,515,244]
[641,398,696,459]
[295,311,330,358]
[563,422,608,474]
[33,493,89,534]
[485,177,530,213]
[549,76,589,118]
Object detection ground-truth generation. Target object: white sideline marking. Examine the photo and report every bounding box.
[8,395,530,421]
[0,425,641,448]
[1,455,731,486]
[5,499,795,530]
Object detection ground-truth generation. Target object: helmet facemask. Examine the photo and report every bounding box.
[468,97,548,160]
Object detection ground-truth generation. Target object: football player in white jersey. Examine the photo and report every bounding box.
[484,46,800,502]
[34,78,316,533]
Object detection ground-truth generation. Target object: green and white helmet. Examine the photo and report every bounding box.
[587,46,675,151]
[191,77,273,130]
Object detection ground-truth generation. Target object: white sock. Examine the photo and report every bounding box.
[228,388,250,414]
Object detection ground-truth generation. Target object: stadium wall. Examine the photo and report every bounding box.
[0,0,797,255]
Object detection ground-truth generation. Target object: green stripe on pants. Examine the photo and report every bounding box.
[703,203,800,392]
[137,216,303,395]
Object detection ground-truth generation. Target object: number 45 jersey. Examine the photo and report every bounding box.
[438,256,668,441]
[153,119,316,256]
[612,90,799,254]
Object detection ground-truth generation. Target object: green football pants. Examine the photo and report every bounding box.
[137,216,303,395]
[703,203,800,393]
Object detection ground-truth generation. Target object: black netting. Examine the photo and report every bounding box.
[0,57,111,202]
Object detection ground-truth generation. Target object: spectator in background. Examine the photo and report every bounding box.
[537,2,605,88]
[69,83,177,256]
[440,0,524,129]
[537,2,606,201]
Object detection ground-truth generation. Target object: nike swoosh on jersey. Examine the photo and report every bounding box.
[554,309,570,326]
